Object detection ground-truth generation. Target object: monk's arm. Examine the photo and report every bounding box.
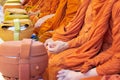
[96,54,120,75]
[97,1,120,75]
[96,1,120,75]
[80,49,114,73]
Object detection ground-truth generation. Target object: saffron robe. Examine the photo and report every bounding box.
[43,0,117,80]
[24,0,43,23]
[37,0,81,42]
[23,0,39,12]
[80,0,120,75]
[80,0,120,80]
[101,74,120,80]
[30,0,60,24]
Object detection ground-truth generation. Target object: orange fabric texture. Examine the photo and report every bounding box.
[81,0,120,76]
[39,0,60,17]
[27,0,43,23]
[37,0,81,42]
[101,74,120,80]
[29,0,43,12]
[43,0,117,80]
[23,0,39,12]
[29,0,60,24]
[23,0,60,25]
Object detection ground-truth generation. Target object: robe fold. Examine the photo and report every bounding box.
[80,0,120,79]
[43,0,117,80]
[39,0,60,17]
[37,0,81,42]
[24,0,60,24]
[101,74,120,80]
[31,0,60,25]
[23,0,39,12]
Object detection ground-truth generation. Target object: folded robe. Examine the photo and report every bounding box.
[101,74,120,80]
[29,0,60,25]
[39,0,60,17]
[37,0,81,42]
[23,0,39,12]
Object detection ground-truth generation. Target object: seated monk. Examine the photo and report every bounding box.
[43,0,117,80]
[34,0,81,42]
[56,0,120,80]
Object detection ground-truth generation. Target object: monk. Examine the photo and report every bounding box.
[44,0,117,80]
[35,0,81,42]
[57,0,120,80]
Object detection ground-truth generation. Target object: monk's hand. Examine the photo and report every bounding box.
[47,40,69,53]
[44,38,54,48]
[57,69,84,80]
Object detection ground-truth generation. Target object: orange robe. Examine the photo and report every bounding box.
[43,0,117,80]
[101,74,120,80]
[80,0,120,80]
[23,0,39,12]
[29,0,60,24]
[37,0,81,42]
[25,0,43,20]
[39,0,60,17]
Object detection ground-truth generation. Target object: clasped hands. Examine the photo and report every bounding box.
[44,38,69,53]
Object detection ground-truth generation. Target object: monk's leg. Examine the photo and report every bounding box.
[43,48,77,80]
